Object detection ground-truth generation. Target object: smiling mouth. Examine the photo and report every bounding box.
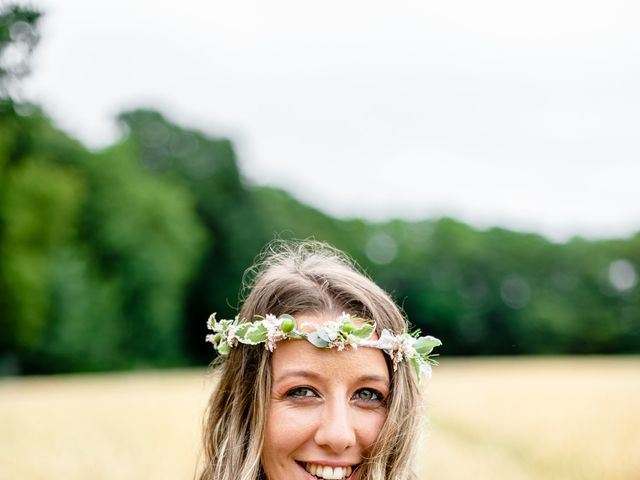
[301,462,356,480]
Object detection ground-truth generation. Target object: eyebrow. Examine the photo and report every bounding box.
[274,370,389,385]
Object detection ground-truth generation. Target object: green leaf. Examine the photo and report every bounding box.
[244,323,268,344]
[341,322,354,333]
[207,313,217,330]
[233,323,251,339]
[411,357,421,379]
[351,323,375,339]
[413,336,442,354]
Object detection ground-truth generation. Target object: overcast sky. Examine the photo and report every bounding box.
[20,0,640,241]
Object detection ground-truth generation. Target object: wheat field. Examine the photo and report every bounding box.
[1,357,638,479]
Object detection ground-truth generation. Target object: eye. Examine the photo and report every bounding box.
[286,386,318,398]
[353,388,385,403]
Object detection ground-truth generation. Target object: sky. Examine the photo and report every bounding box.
[18,0,640,241]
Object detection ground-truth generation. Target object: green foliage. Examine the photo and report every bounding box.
[1,5,639,374]
[2,97,639,373]
[0,158,84,352]
[74,140,206,367]
[0,107,206,373]
[117,110,269,359]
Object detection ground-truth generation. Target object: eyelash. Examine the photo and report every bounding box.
[285,387,386,404]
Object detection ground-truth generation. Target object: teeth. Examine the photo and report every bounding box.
[304,463,354,479]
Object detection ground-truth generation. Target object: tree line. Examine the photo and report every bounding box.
[1,5,638,374]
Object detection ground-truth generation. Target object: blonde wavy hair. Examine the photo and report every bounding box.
[199,240,422,480]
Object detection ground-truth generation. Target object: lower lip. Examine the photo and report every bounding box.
[295,461,358,480]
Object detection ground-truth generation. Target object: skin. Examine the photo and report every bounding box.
[261,313,390,480]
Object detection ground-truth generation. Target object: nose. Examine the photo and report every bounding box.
[313,397,357,453]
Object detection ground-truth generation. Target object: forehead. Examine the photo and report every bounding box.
[271,313,390,383]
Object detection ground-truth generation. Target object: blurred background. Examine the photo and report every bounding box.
[1,1,639,479]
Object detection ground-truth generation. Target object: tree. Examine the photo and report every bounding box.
[0,4,41,99]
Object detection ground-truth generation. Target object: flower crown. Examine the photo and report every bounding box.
[205,312,442,381]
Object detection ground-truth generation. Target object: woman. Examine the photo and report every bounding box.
[199,240,441,480]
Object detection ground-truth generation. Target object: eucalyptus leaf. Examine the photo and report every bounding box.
[307,332,330,348]
[316,329,331,343]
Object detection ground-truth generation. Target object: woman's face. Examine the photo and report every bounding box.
[261,314,390,480]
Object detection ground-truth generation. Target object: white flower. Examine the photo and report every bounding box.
[264,314,279,327]
[345,335,360,350]
[377,329,397,350]
[330,333,353,351]
[224,324,238,347]
[375,332,417,371]
[420,362,433,381]
[264,314,286,351]
[263,314,280,335]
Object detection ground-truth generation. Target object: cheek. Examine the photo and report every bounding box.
[355,409,387,447]
[263,404,317,459]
